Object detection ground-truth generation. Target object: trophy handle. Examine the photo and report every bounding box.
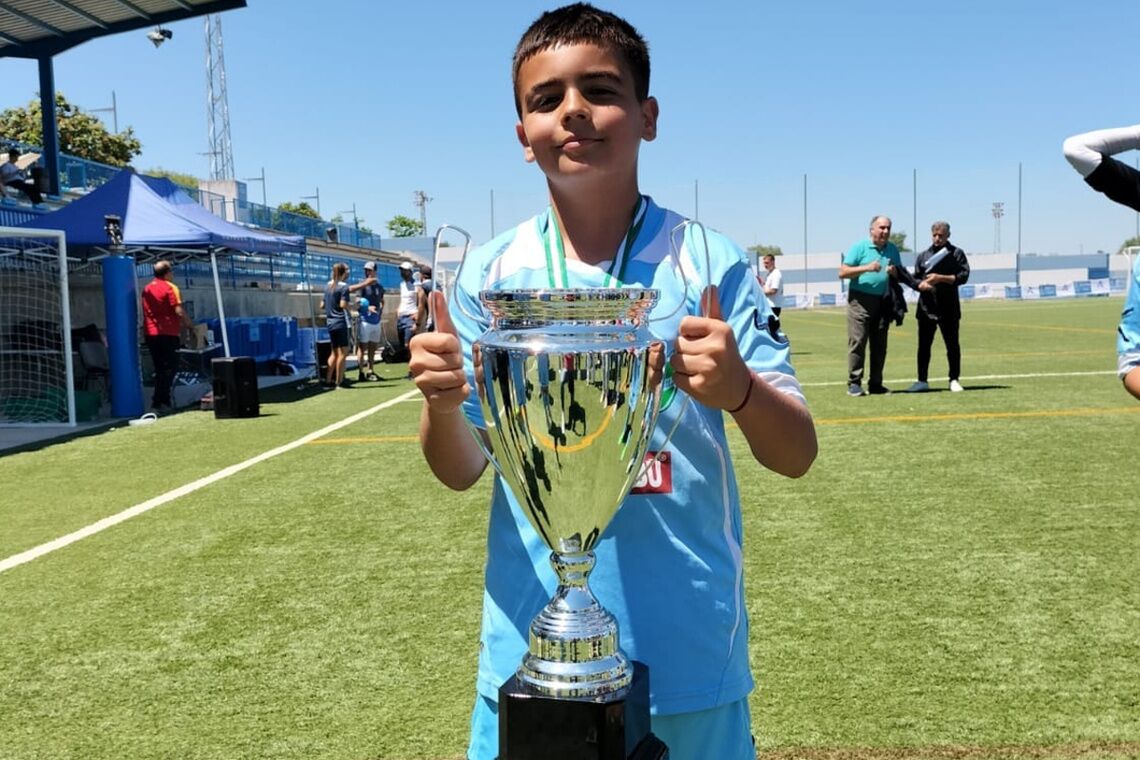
[431,224,483,322]
[431,225,508,478]
[642,220,714,467]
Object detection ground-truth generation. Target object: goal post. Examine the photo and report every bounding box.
[0,227,75,427]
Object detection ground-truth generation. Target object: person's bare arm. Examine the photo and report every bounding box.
[411,290,488,489]
[839,259,880,279]
[671,286,817,478]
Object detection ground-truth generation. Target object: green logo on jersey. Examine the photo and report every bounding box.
[658,364,677,411]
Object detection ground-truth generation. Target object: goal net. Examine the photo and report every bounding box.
[0,228,76,426]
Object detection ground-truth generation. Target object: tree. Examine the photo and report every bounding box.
[748,244,783,257]
[889,231,910,252]
[1120,236,1140,253]
[0,92,141,166]
[277,201,320,219]
[145,167,201,190]
[387,214,423,237]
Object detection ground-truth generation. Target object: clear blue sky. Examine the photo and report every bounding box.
[3,0,1139,256]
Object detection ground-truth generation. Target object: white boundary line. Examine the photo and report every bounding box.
[801,369,1116,388]
[0,390,421,575]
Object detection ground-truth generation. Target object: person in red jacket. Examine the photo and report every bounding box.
[142,260,192,410]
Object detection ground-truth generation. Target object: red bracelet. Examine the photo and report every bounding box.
[727,371,755,414]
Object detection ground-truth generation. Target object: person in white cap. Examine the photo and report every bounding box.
[396,262,421,365]
[355,261,385,381]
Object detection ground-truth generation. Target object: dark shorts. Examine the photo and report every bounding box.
[328,326,349,348]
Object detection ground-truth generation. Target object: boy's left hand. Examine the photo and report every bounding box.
[671,285,752,412]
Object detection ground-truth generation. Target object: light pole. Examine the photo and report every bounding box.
[301,187,320,217]
[242,166,266,207]
[88,90,118,133]
[337,204,359,245]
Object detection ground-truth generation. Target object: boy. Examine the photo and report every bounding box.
[1063,124,1140,399]
[409,4,818,758]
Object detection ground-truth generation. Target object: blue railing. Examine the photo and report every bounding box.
[9,141,432,295]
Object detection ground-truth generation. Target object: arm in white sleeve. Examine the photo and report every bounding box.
[1063,124,1140,178]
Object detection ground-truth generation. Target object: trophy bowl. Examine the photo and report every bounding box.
[473,287,663,699]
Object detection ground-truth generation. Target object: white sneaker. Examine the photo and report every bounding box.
[907,381,929,393]
[949,379,964,392]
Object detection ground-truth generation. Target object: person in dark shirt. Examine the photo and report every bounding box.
[323,262,351,388]
[355,261,385,381]
[1,148,43,204]
[906,221,970,393]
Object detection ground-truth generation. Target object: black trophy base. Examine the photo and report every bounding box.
[497,661,668,759]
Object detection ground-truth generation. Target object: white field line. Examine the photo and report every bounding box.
[800,369,1117,388]
[0,390,421,575]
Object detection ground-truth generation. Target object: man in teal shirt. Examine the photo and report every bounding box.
[839,215,903,396]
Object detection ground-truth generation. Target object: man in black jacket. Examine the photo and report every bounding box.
[907,221,970,393]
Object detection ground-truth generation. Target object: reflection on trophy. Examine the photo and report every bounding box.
[472,288,670,759]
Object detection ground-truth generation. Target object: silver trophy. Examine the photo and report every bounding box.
[474,287,664,699]
[431,221,711,757]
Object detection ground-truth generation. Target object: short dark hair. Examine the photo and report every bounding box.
[512,3,650,117]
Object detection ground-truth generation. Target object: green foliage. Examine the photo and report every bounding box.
[0,92,141,166]
[889,230,910,252]
[387,214,423,237]
[277,201,321,219]
[145,166,201,190]
[1119,236,1140,253]
[748,244,783,257]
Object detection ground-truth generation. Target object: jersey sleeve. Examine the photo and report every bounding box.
[713,241,806,406]
[1085,155,1140,213]
[842,242,863,267]
[1118,258,1140,379]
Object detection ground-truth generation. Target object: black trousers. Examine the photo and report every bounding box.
[146,334,181,406]
[5,179,42,204]
[916,313,961,382]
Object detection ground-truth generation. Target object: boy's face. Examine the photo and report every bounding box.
[514,42,657,190]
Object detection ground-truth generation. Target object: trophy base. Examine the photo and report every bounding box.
[497,661,668,759]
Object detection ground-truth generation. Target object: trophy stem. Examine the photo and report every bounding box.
[516,551,633,699]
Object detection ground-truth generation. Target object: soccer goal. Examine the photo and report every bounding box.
[0,227,76,426]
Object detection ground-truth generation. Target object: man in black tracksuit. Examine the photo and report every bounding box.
[908,221,970,393]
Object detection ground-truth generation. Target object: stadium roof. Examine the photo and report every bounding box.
[0,0,245,59]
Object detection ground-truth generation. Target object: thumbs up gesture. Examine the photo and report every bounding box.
[670,285,753,412]
[409,289,470,413]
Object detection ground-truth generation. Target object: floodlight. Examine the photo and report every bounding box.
[147,27,173,48]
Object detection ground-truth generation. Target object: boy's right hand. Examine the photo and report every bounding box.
[409,290,469,413]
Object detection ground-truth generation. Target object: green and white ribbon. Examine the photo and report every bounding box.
[540,196,648,288]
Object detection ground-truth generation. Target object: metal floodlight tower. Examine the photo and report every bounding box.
[992,201,1004,254]
[205,14,235,180]
[413,190,433,235]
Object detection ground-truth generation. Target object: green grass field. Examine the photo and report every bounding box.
[1,297,1137,760]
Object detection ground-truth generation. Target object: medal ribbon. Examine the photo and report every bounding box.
[540,196,648,288]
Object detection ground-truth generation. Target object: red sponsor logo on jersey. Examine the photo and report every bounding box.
[631,451,672,494]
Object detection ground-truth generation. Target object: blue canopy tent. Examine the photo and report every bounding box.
[17,169,308,416]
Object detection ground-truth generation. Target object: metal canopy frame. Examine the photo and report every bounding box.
[0,0,247,198]
[0,0,246,60]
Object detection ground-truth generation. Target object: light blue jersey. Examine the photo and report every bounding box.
[449,197,805,717]
[1119,257,1140,379]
